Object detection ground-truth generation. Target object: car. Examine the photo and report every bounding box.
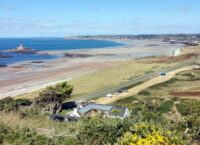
[117,90,123,93]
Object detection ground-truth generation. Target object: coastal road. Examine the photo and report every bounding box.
[73,58,200,103]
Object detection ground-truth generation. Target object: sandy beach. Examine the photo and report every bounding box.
[0,39,185,99]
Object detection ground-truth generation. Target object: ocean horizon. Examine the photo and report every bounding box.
[0,38,124,66]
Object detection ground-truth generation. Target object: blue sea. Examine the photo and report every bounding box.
[0,38,124,66]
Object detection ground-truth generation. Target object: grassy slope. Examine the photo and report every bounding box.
[0,111,81,138]
[17,58,179,100]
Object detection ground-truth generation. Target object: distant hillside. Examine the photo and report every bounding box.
[65,34,200,45]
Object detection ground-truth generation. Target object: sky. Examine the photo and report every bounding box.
[0,0,200,37]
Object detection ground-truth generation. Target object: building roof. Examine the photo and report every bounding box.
[110,106,127,118]
[78,104,113,114]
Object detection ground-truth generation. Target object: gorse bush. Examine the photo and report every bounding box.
[119,123,182,145]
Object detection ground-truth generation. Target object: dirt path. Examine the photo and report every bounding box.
[95,66,192,104]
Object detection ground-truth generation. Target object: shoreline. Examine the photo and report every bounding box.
[0,39,186,99]
[0,39,183,67]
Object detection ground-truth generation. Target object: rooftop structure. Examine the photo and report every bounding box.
[77,103,130,119]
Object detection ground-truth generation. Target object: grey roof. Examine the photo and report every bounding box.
[78,104,113,114]
[110,106,126,118]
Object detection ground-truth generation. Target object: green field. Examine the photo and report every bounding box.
[17,57,180,100]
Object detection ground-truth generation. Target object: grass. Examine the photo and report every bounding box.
[68,61,177,99]
[149,78,180,89]
[114,96,137,104]
[16,59,178,101]
[87,81,145,101]
[0,111,81,138]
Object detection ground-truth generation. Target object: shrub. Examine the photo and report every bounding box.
[142,110,163,123]
[158,100,174,114]
[112,109,122,115]
[131,106,143,115]
[34,81,73,113]
[138,90,151,96]
[171,96,180,102]
[0,97,32,112]
[115,96,137,104]
[176,100,200,116]
[78,115,131,145]
[0,124,53,145]
[16,98,32,106]
[119,123,182,145]
[0,97,19,112]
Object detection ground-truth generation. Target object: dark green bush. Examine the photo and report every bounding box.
[0,97,19,112]
[176,100,200,116]
[0,124,53,145]
[171,96,180,102]
[78,116,132,145]
[115,96,137,104]
[158,100,174,114]
[0,97,32,112]
[16,98,32,106]
[138,90,151,96]
[131,106,143,115]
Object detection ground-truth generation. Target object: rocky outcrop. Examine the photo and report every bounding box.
[0,53,13,58]
[5,44,36,53]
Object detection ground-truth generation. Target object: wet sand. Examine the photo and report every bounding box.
[0,39,185,99]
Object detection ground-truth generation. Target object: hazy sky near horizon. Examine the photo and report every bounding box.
[0,0,200,37]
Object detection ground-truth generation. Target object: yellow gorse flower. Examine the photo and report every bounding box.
[120,123,182,145]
